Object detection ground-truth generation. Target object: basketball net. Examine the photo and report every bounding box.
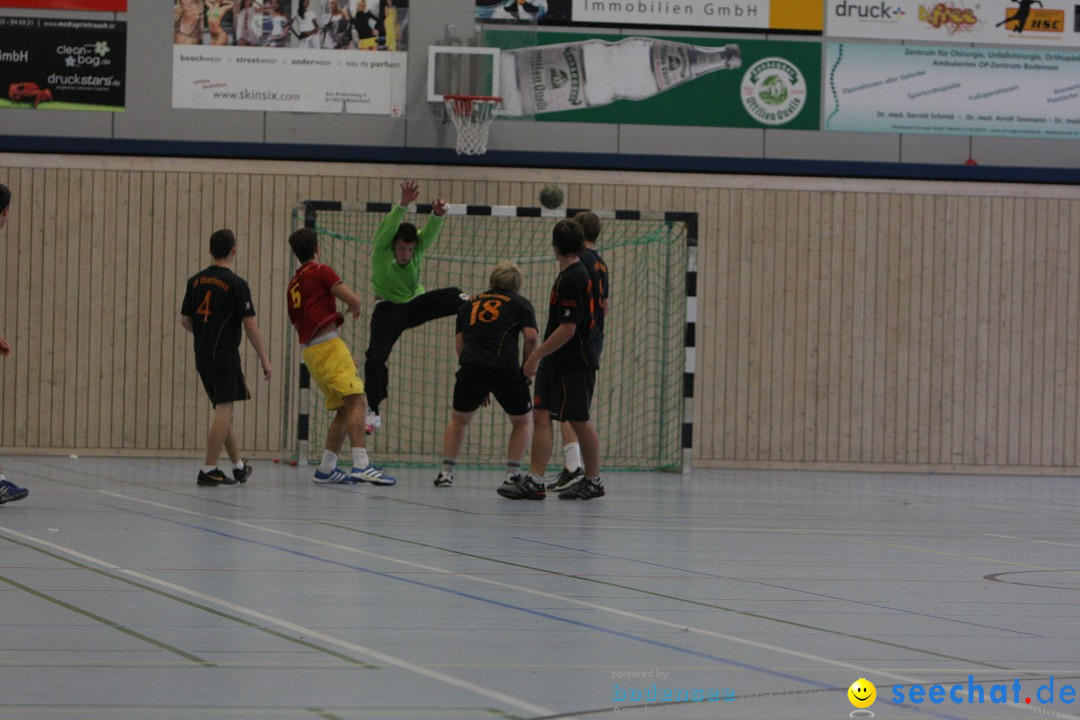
[444,95,501,156]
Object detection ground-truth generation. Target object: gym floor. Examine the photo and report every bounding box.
[0,456,1077,720]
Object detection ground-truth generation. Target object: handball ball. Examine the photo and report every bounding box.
[539,184,565,209]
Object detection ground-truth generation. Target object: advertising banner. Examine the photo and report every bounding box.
[0,0,125,10]
[172,0,407,115]
[825,42,1080,139]
[0,16,125,111]
[826,0,1080,47]
[482,30,820,129]
[477,0,823,32]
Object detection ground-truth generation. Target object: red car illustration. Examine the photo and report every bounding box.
[8,82,54,108]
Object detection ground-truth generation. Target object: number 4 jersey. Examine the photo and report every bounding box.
[456,290,537,371]
[181,265,256,371]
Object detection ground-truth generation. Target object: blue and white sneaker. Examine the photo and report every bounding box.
[350,465,396,486]
[0,479,28,504]
[312,467,350,484]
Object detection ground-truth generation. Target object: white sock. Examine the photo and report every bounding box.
[233,461,245,471]
[202,465,216,474]
[319,450,338,473]
[563,442,582,471]
[352,447,370,470]
[442,459,456,475]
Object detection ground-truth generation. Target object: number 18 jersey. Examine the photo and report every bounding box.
[456,290,537,370]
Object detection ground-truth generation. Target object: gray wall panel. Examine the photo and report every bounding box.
[620,125,765,159]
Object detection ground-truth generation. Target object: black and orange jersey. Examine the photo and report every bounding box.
[181,265,255,371]
[580,246,609,343]
[456,290,537,370]
[543,259,597,370]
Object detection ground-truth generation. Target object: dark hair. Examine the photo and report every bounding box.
[572,210,601,244]
[0,183,10,215]
[209,228,236,259]
[552,219,584,257]
[393,222,418,245]
[289,227,318,262]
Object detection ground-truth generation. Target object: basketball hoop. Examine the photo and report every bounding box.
[444,94,501,156]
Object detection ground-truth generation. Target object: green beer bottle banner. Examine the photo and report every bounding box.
[482,30,821,130]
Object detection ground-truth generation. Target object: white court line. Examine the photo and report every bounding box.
[5,489,1074,720]
[0,523,559,719]
[89,489,1080,720]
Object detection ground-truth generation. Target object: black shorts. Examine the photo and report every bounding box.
[453,364,533,416]
[533,363,595,422]
[198,366,251,407]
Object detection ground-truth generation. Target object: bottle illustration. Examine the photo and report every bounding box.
[498,38,741,117]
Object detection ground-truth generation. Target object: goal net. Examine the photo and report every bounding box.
[288,202,688,472]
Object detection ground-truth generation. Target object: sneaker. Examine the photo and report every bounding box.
[497,473,546,500]
[0,479,28,504]
[547,466,584,491]
[434,471,454,488]
[559,478,605,500]
[233,462,253,484]
[312,467,350,484]
[350,465,396,486]
[365,409,381,435]
[197,469,239,487]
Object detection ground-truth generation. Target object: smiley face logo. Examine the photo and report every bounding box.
[848,678,876,709]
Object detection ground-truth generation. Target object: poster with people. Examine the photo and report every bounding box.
[0,0,124,10]
[172,0,409,114]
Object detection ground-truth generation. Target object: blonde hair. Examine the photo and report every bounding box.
[489,261,523,294]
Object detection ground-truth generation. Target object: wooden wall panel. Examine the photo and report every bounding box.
[0,154,1079,473]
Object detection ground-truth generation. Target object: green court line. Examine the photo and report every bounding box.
[0,573,213,666]
[319,522,1014,673]
[0,533,378,669]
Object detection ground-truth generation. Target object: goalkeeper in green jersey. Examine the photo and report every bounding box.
[363,180,469,434]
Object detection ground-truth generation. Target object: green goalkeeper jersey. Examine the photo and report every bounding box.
[370,204,445,304]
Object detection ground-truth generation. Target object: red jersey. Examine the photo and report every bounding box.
[287,262,345,344]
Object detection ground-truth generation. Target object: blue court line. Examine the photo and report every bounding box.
[516,537,1044,639]
[106,504,829,687]
[104,504,974,720]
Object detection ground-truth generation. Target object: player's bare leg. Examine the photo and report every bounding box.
[507,412,532,472]
[205,402,234,467]
[436,410,473,487]
[529,408,553,478]
[560,419,603,499]
[197,402,241,486]
[550,421,584,490]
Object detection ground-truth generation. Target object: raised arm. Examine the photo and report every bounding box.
[417,194,447,252]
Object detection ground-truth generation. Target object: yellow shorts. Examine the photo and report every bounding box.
[302,337,365,411]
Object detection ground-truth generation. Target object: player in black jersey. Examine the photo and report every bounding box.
[0,183,28,506]
[550,211,610,491]
[437,262,538,489]
[515,219,604,501]
[180,229,272,488]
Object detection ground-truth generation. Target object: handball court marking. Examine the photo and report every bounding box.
[2,462,1075,720]
[5,479,1075,720]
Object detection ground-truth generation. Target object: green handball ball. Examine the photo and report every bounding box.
[539,185,565,209]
